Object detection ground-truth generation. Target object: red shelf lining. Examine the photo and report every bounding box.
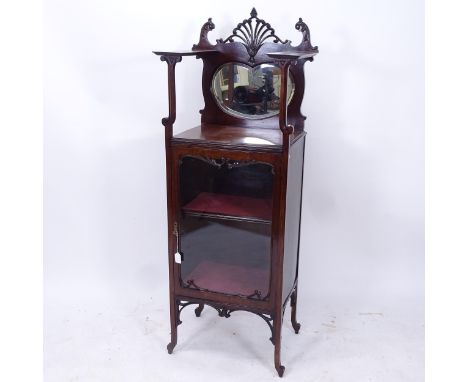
[184,260,270,297]
[182,192,272,221]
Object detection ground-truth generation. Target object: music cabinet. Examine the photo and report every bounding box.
[154,8,318,377]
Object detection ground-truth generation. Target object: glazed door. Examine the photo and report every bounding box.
[175,155,274,301]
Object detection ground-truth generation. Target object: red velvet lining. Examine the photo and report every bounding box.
[184,260,270,297]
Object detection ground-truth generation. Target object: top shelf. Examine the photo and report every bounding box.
[267,51,318,61]
[153,50,218,57]
[153,50,317,60]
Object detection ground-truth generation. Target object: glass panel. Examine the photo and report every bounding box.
[180,218,271,298]
[178,156,273,300]
[211,63,295,119]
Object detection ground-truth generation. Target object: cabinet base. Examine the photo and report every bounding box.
[168,297,300,376]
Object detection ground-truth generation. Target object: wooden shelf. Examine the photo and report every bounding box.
[182,192,272,223]
[183,260,270,298]
[172,124,306,153]
[152,49,218,57]
[267,50,318,61]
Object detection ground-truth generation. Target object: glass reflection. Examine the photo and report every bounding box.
[211,63,295,119]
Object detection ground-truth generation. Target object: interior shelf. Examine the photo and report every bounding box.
[183,260,270,298]
[182,192,272,223]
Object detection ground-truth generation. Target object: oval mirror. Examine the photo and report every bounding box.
[211,63,295,119]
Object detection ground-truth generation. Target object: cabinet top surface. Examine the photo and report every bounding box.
[172,124,305,151]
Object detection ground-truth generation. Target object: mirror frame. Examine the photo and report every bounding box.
[210,62,296,120]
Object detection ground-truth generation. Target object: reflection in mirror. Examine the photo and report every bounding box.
[211,63,295,119]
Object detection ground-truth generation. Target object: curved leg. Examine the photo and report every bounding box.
[194,303,204,317]
[273,314,285,377]
[167,297,178,354]
[290,288,301,334]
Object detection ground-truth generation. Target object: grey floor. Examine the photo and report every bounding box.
[44,291,424,381]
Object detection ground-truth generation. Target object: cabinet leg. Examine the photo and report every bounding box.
[167,296,178,354]
[290,288,301,334]
[273,315,285,377]
[194,303,204,317]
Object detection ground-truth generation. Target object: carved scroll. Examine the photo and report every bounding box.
[192,17,216,50]
[295,17,318,51]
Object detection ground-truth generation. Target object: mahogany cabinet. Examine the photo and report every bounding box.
[154,8,318,377]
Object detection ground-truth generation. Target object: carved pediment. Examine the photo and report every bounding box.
[192,8,317,63]
[216,8,289,63]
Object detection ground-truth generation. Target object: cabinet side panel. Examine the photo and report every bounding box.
[282,136,306,304]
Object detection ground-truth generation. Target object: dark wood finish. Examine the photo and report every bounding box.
[282,136,306,303]
[154,8,318,377]
[173,124,305,152]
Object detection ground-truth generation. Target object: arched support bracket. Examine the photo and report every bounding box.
[174,300,276,345]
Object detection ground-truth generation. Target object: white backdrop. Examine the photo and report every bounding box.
[44,0,424,380]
